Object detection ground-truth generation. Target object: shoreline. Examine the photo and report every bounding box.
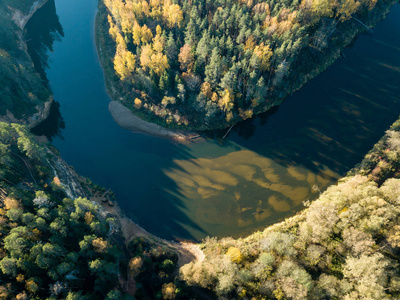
[48,145,205,270]
[108,101,198,141]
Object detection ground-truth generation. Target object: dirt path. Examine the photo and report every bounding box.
[119,215,204,266]
[170,241,205,268]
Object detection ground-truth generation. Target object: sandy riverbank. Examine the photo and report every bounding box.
[88,186,205,269]
[109,101,199,141]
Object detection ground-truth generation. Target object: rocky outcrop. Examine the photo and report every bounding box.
[0,97,53,129]
[48,154,87,200]
[11,0,49,30]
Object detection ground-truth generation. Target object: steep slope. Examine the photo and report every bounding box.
[0,122,188,299]
[0,0,52,127]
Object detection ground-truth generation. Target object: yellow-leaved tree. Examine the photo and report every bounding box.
[163,2,183,28]
[336,0,361,21]
[114,43,136,80]
[253,43,273,71]
[140,28,170,77]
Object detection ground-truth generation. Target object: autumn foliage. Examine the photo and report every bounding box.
[99,0,388,129]
[180,121,400,299]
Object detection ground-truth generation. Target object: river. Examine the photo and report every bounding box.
[28,0,400,240]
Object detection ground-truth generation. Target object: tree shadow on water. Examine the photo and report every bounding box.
[223,11,400,178]
[30,101,65,141]
[109,140,208,241]
[203,106,280,142]
[24,0,205,241]
[135,8,400,241]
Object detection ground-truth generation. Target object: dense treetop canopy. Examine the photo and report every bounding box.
[0,123,124,299]
[0,0,398,298]
[0,122,197,299]
[180,120,400,299]
[102,0,379,128]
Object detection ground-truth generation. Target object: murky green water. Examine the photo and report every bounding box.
[29,0,400,240]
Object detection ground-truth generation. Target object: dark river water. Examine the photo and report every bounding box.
[28,0,400,240]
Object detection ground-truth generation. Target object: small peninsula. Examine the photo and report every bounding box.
[97,0,397,130]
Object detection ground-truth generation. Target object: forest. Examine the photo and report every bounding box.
[179,118,400,299]
[0,122,125,299]
[0,2,183,298]
[0,122,186,299]
[2,118,400,299]
[98,0,392,130]
[0,123,119,299]
[1,0,400,299]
